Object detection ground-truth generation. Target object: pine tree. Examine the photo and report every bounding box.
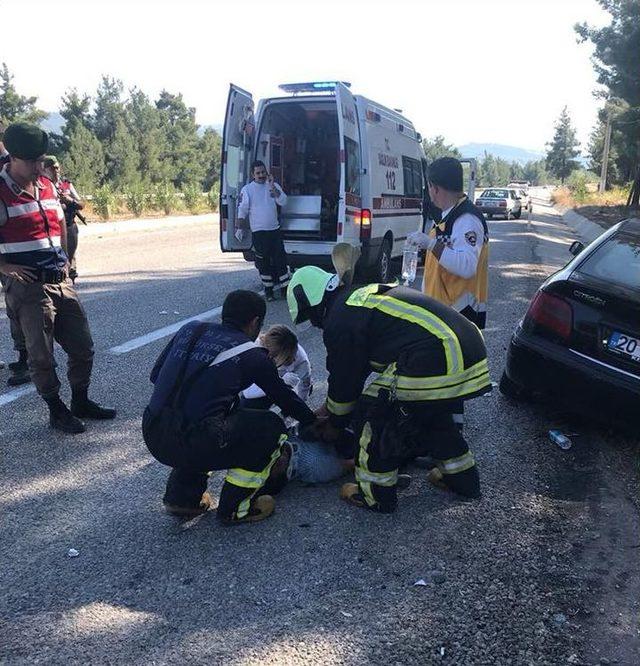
[200,127,222,191]
[421,135,461,164]
[128,89,166,184]
[0,62,46,125]
[546,107,581,184]
[64,122,105,193]
[156,91,204,188]
[109,118,139,189]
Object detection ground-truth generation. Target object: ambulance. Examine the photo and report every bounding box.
[219,81,475,281]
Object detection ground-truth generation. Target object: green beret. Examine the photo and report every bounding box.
[43,155,60,169]
[4,122,49,160]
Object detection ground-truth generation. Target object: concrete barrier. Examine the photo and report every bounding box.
[557,208,606,244]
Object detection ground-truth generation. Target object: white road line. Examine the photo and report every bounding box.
[107,306,223,355]
[0,384,37,407]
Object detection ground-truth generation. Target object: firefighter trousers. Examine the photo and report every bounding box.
[143,407,287,521]
[353,398,480,513]
[252,229,290,291]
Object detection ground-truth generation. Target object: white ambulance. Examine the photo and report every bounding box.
[219,81,474,281]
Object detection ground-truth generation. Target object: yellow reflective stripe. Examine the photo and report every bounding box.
[357,422,377,507]
[356,468,398,486]
[438,451,476,475]
[346,283,383,307]
[232,435,287,519]
[225,468,266,489]
[327,397,357,416]
[358,294,463,374]
[394,373,491,401]
[395,359,489,389]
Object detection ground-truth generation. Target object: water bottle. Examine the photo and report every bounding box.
[548,429,572,450]
[401,247,418,285]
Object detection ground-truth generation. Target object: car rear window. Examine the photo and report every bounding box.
[481,189,508,198]
[578,232,640,290]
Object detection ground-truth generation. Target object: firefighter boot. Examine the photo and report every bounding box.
[47,396,86,434]
[164,492,214,518]
[71,388,117,420]
[219,495,275,526]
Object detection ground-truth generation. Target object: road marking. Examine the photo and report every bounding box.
[107,306,223,355]
[0,384,37,407]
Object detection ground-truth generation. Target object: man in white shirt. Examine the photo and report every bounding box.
[407,157,489,435]
[238,161,290,301]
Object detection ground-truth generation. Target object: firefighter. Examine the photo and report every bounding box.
[287,263,491,513]
[142,290,319,524]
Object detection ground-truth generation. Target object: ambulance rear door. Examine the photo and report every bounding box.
[335,83,362,244]
[220,84,255,252]
[460,157,477,201]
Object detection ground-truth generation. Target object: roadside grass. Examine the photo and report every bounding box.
[552,185,636,229]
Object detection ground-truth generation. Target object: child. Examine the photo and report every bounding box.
[241,325,312,408]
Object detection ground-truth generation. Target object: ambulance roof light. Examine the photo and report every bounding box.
[278,81,351,95]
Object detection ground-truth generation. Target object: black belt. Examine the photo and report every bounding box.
[37,268,66,284]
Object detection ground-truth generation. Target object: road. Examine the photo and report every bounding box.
[1,198,638,665]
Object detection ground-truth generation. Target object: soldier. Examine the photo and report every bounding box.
[0,123,115,432]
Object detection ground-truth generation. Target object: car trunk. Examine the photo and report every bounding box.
[550,275,640,377]
[256,100,339,242]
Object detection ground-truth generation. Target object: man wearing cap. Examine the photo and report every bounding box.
[0,122,115,433]
[407,157,489,434]
[0,121,30,385]
[408,156,488,330]
[43,156,84,282]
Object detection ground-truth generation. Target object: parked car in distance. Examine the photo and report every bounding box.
[513,187,531,211]
[476,188,522,219]
[500,218,640,430]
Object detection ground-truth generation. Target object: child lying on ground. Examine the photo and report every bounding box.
[241,325,312,411]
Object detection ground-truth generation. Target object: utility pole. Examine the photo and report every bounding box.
[599,114,612,194]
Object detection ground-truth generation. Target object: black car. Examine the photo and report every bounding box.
[501,218,640,428]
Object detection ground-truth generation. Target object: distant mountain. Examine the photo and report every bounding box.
[41,112,65,135]
[458,143,545,164]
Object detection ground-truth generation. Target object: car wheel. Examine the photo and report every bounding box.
[506,209,512,220]
[487,214,493,220]
[372,238,392,282]
[499,371,530,401]
[513,208,522,219]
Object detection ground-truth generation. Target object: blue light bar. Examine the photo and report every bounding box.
[278,81,351,94]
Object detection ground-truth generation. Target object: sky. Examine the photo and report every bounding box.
[0,0,609,153]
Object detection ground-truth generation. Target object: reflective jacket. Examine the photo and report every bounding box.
[323,284,491,425]
[423,197,489,329]
[0,167,67,270]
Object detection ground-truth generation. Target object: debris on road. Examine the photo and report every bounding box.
[159,310,168,315]
[549,430,573,450]
[340,610,353,617]
[414,579,427,586]
[67,548,79,558]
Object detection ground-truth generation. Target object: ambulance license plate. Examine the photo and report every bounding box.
[608,331,640,363]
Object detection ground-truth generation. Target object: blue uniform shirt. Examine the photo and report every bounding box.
[148,320,315,426]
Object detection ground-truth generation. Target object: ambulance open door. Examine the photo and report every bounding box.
[335,82,362,243]
[460,157,477,202]
[220,84,255,252]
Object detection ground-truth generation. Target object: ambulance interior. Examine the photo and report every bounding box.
[256,101,340,241]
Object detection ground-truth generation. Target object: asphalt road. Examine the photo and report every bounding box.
[1,197,638,665]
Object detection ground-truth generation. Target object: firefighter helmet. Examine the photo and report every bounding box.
[287,266,339,324]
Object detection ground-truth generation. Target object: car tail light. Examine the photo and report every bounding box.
[360,209,371,240]
[499,200,507,208]
[524,291,573,340]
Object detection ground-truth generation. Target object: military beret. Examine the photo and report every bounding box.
[4,122,49,160]
[428,157,464,193]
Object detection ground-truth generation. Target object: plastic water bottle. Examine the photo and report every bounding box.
[402,248,418,285]
[549,429,572,450]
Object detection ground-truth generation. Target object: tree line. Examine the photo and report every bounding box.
[0,64,221,216]
[422,135,550,187]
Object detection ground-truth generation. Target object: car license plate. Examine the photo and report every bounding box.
[608,331,640,362]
